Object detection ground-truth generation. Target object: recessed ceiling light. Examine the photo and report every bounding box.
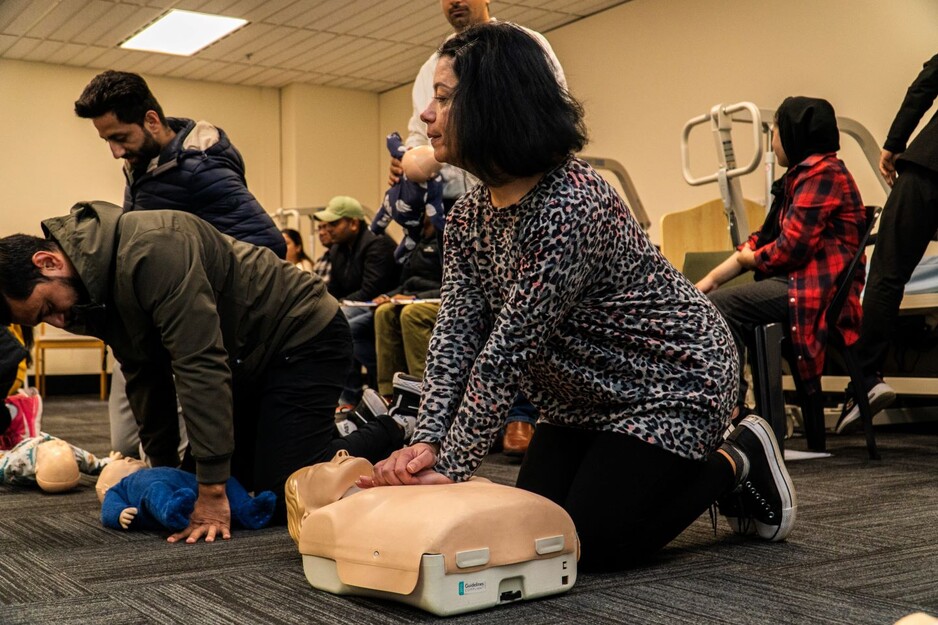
[120,9,248,56]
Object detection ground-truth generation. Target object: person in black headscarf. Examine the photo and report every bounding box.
[697,96,867,419]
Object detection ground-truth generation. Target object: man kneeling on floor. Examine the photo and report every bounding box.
[0,201,410,543]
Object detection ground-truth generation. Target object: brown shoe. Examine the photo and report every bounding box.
[502,421,534,457]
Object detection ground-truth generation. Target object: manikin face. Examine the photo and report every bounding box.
[3,251,86,329]
[441,0,490,32]
[420,56,457,166]
[92,110,163,168]
[772,123,789,168]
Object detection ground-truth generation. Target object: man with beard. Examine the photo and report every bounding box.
[0,203,407,542]
[74,71,286,459]
[74,70,284,257]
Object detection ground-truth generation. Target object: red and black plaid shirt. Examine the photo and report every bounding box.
[746,153,866,388]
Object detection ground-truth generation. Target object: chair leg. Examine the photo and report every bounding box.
[100,347,108,401]
[841,347,880,460]
[790,373,826,452]
[753,323,786,454]
[802,392,827,452]
[37,347,45,396]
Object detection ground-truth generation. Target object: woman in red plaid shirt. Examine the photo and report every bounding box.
[698,96,866,419]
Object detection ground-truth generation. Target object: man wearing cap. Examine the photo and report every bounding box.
[314,196,399,406]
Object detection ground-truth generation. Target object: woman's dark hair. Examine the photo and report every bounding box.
[74,70,166,125]
[0,235,58,326]
[438,22,587,186]
[281,228,311,263]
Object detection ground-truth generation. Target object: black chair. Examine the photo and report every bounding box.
[753,205,883,460]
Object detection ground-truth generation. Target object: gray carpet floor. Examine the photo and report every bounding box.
[1,395,937,624]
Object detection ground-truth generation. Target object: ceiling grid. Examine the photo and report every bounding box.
[0,0,630,92]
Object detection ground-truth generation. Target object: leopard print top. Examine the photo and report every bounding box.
[412,157,738,482]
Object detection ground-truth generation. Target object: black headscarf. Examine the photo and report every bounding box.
[776,96,840,167]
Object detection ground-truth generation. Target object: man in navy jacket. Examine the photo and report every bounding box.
[74,70,285,257]
[74,70,288,459]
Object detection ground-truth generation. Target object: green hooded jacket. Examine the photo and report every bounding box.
[42,201,339,483]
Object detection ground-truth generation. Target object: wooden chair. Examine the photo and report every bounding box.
[660,198,766,268]
[34,324,108,400]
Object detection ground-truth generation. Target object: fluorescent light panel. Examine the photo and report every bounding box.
[121,9,247,56]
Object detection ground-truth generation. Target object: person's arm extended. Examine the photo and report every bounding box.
[168,482,231,543]
[123,227,235,541]
[696,251,747,294]
[883,53,938,156]
[751,168,841,275]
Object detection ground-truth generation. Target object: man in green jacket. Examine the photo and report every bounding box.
[0,201,406,542]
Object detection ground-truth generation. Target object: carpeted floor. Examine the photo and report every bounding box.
[1,395,936,624]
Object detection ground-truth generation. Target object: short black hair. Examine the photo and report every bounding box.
[0,235,58,326]
[74,70,166,125]
[438,22,587,186]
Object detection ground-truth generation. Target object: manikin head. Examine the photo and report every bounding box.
[402,145,443,183]
[35,439,80,493]
[95,455,147,502]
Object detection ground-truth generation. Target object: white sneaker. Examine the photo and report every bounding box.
[835,382,896,434]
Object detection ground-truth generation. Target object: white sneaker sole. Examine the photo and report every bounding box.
[392,373,423,395]
[835,383,896,434]
[358,388,389,420]
[740,415,797,542]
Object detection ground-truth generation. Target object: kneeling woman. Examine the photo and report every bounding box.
[360,22,796,572]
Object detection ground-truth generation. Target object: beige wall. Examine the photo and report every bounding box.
[0,59,282,237]
[5,0,938,377]
[546,0,938,243]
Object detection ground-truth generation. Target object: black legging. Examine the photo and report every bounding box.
[516,422,735,572]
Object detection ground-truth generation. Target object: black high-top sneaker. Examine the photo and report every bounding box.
[716,415,797,541]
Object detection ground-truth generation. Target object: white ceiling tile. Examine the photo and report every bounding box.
[0,0,58,36]
[0,0,629,92]
[0,33,19,54]
[72,2,151,46]
[3,36,43,59]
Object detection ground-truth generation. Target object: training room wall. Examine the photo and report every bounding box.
[0,59,283,375]
[539,0,937,244]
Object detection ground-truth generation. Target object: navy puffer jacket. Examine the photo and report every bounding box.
[123,118,285,257]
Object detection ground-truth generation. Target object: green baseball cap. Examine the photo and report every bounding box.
[314,196,364,222]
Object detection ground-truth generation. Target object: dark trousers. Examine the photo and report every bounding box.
[230,311,403,524]
[858,164,938,379]
[707,277,790,409]
[516,423,735,572]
